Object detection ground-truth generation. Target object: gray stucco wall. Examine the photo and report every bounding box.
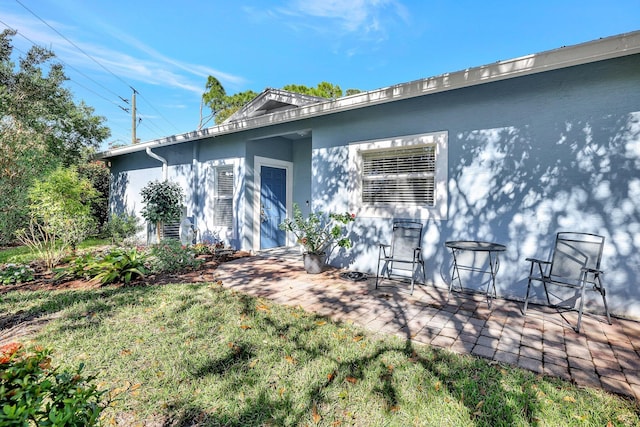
[310,54,640,320]
[106,53,640,320]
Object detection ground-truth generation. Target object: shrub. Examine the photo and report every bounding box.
[150,239,202,273]
[0,343,106,426]
[0,263,34,285]
[279,203,355,255]
[104,212,143,244]
[27,166,99,252]
[15,219,65,271]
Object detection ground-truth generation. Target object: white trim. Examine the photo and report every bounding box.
[252,156,293,252]
[348,131,448,220]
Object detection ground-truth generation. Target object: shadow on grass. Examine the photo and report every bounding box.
[3,283,633,426]
[164,293,545,426]
[0,285,161,341]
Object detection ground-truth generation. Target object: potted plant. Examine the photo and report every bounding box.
[279,203,355,273]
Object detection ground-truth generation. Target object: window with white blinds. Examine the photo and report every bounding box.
[213,166,234,228]
[361,145,436,206]
[348,131,448,220]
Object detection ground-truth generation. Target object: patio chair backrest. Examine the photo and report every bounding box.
[390,221,423,260]
[549,232,604,282]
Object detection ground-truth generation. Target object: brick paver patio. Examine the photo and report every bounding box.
[214,249,640,402]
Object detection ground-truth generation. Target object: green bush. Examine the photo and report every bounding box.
[140,181,185,244]
[91,248,147,285]
[150,239,202,273]
[0,263,34,285]
[0,343,106,426]
[104,212,142,244]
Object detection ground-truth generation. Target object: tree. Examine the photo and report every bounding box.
[0,29,110,244]
[28,166,98,246]
[200,79,361,128]
[78,161,111,233]
[16,167,99,268]
[140,181,185,243]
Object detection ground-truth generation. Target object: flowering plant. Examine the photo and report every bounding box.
[0,342,106,425]
[279,204,355,255]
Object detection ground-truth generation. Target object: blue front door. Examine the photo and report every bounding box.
[260,166,286,249]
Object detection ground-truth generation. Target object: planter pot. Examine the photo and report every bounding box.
[303,252,326,274]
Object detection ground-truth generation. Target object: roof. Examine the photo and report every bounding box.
[223,88,327,123]
[97,30,640,160]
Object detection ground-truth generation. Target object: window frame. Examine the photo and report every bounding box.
[348,131,448,220]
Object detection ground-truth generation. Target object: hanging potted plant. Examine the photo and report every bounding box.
[279,203,355,274]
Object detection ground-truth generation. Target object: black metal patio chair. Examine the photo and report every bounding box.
[523,232,611,332]
[376,221,426,295]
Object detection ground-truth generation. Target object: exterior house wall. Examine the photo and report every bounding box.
[309,54,640,319]
[104,49,640,320]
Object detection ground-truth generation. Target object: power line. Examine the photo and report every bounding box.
[15,0,133,91]
[12,0,185,141]
[136,91,181,133]
[0,18,128,110]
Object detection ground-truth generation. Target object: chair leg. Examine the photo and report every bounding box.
[524,262,535,315]
[575,273,588,333]
[375,252,382,290]
[410,258,415,295]
[596,274,612,325]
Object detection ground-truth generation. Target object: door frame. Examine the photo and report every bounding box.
[253,156,293,252]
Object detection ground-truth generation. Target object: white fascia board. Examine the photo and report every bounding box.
[96,30,640,160]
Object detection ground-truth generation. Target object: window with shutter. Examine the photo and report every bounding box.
[213,166,233,228]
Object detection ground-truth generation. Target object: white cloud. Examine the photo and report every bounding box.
[251,0,409,41]
[1,11,245,96]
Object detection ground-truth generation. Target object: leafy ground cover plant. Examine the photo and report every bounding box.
[0,263,34,285]
[91,247,147,285]
[54,251,101,281]
[192,241,225,256]
[0,342,106,426]
[3,284,637,426]
[150,239,202,273]
[53,247,147,285]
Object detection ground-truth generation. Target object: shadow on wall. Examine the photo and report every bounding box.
[312,111,640,318]
[110,172,130,215]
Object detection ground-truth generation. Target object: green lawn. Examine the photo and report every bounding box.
[0,238,110,264]
[0,282,638,426]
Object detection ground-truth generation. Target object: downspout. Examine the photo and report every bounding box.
[146,147,168,180]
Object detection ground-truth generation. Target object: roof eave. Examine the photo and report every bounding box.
[95,30,640,160]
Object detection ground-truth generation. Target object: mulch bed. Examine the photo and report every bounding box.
[0,250,252,295]
[0,250,252,344]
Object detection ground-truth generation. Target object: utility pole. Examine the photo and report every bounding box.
[131,88,137,144]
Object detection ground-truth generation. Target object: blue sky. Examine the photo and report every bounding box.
[2,0,638,150]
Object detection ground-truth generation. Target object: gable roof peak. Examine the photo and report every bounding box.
[224,87,328,123]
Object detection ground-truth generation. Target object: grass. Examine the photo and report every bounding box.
[1,282,638,426]
[0,238,110,264]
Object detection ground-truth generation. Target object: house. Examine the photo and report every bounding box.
[97,31,640,321]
